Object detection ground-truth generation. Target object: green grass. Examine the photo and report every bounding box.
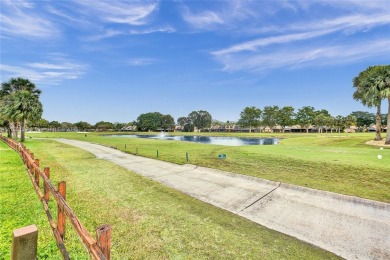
[0,142,61,259]
[24,131,390,202]
[0,139,340,259]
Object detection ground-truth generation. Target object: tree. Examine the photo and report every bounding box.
[316,109,331,117]
[74,121,92,131]
[262,106,279,132]
[61,122,74,131]
[0,90,43,141]
[0,118,11,137]
[188,110,212,132]
[237,106,261,133]
[30,118,49,130]
[277,106,295,132]
[296,106,316,133]
[1,78,42,141]
[177,117,193,132]
[314,114,330,134]
[49,121,61,131]
[343,115,357,135]
[136,112,163,131]
[95,121,114,131]
[113,122,126,131]
[333,115,344,133]
[161,114,175,131]
[0,77,41,98]
[353,65,390,142]
[381,114,388,128]
[314,109,332,134]
[350,111,375,127]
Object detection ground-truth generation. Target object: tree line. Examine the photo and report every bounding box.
[236,106,359,133]
[10,108,386,134]
[1,64,389,143]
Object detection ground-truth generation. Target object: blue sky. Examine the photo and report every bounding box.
[1,0,389,124]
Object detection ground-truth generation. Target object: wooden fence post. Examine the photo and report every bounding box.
[58,181,66,240]
[44,167,50,202]
[34,159,40,186]
[96,224,111,260]
[28,152,33,170]
[11,225,38,260]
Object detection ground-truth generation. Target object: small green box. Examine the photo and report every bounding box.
[218,154,227,159]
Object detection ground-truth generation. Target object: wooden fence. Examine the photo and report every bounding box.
[0,136,111,260]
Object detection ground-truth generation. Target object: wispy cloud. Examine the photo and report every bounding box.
[129,26,175,35]
[214,39,390,72]
[73,0,158,26]
[211,0,390,73]
[213,29,336,56]
[246,13,390,36]
[85,26,175,41]
[180,1,258,30]
[0,55,87,86]
[0,0,59,38]
[182,8,224,29]
[126,58,156,66]
[85,30,126,41]
[213,12,390,56]
[45,5,93,30]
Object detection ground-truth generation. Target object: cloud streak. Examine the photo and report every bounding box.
[182,9,224,29]
[0,56,87,86]
[126,58,156,66]
[214,12,390,56]
[73,0,158,26]
[0,0,59,39]
[211,0,390,73]
[129,26,175,35]
[214,39,390,72]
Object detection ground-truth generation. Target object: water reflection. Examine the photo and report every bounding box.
[107,134,280,146]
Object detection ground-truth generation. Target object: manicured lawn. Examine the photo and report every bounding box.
[1,139,340,259]
[0,142,61,259]
[25,131,390,202]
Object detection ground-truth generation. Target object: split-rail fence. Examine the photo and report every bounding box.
[1,136,111,260]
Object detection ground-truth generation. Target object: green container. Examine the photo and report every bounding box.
[218,154,227,159]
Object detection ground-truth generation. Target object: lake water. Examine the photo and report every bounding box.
[107,134,280,146]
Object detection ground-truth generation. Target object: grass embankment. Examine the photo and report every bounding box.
[0,142,61,259]
[26,132,390,202]
[1,139,340,259]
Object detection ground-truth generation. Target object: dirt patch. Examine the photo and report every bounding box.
[365,140,390,147]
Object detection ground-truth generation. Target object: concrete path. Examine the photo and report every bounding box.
[56,139,390,260]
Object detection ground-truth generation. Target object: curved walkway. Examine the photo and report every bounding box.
[56,139,390,260]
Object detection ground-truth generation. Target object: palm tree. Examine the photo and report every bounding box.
[0,91,43,141]
[353,66,390,141]
[1,78,42,141]
[379,66,390,144]
[0,77,41,98]
[0,116,12,138]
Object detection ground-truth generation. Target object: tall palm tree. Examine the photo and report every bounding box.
[0,91,43,141]
[1,78,42,141]
[0,77,41,98]
[377,66,390,144]
[353,66,389,141]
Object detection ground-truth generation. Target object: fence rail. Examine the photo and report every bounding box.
[0,136,111,260]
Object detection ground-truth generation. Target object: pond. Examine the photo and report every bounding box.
[106,134,280,146]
